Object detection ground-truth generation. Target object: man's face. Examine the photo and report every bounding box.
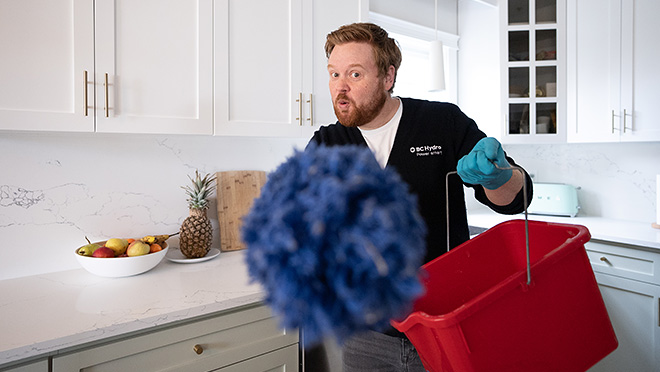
[327,42,392,128]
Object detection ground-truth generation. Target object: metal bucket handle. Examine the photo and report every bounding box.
[445,164,530,285]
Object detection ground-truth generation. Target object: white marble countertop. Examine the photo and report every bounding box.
[468,208,660,250]
[0,250,264,369]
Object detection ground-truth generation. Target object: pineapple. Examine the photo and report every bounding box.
[179,171,216,258]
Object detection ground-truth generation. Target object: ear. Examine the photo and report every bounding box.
[384,65,396,91]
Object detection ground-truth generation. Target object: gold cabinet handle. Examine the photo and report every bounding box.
[599,256,611,265]
[306,93,314,126]
[296,92,303,126]
[623,109,632,133]
[83,70,89,116]
[104,73,109,118]
[611,110,620,134]
[193,344,203,355]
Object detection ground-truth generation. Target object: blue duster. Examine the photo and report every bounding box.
[241,144,427,347]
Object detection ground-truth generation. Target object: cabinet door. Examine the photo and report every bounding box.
[214,0,304,137]
[300,0,367,139]
[213,344,298,372]
[568,0,660,143]
[619,0,660,141]
[567,0,621,143]
[501,0,566,144]
[0,0,94,132]
[94,0,213,134]
[588,273,660,371]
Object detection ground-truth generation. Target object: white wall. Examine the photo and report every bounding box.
[457,0,501,138]
[370,0,458,34]
[0,132,307,280]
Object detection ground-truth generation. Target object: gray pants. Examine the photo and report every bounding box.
[342,330,427,372]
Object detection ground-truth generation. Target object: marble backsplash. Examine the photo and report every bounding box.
[1,131,658,280]
[0,132,308,280]
[500,142,659,223]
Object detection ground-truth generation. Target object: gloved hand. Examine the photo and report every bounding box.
[457,137,512,190]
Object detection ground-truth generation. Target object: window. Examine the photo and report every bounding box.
[371,13,459,104]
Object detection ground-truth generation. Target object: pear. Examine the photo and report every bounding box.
[105,238,129,256]
[77,237,101,256]
[127,240,150,257]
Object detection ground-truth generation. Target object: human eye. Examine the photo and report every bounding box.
[350,71,361,78]
[330,72,339,78]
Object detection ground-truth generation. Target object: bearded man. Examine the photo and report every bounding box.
[307,22,532,372]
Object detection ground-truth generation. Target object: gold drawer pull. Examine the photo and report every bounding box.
[296,92,303,126]
[193,344,204,355]
[599,256,611,265]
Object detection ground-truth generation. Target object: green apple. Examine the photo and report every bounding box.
[105,238,129,256]
[127,240,150,257]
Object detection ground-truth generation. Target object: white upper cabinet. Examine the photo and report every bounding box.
[214,0,303,137]
[214,0,367,138]
[0,0,213,135]
[95,0,213,134]
[567,0,660,142]
[0,0,94,132]
[500,0,567,144]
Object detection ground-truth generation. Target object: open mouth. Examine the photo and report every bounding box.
[335,95,351,110]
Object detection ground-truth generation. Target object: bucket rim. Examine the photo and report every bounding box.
[391,220,591,333]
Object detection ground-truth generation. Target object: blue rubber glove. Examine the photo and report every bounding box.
[457,137,512,190]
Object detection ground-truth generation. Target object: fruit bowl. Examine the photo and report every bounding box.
[75,241,168,278]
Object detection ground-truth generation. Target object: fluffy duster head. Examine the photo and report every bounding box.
[241,144,427,347]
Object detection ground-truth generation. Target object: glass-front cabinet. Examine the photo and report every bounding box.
[501,0,565,143]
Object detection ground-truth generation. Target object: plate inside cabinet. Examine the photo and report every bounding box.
[166,248,221,263]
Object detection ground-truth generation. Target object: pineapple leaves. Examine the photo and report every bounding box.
[182,170,217,210]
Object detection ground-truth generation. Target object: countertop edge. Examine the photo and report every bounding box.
[467,210,660,250]
[0,292,265,369]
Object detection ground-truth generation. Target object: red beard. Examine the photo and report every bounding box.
[333,89,388,128]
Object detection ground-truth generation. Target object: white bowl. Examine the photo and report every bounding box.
[75,241,168,278]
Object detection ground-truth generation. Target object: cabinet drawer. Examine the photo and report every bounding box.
[213,344,298,372]
[585,240,660,285]
[0,359,48,372]
[53,304,298,372]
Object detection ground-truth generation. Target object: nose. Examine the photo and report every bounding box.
[330,77,349,96]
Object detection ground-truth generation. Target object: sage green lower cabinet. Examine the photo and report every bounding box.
[586,240,660,371]
[52,304,298,372]
[0,359,48,372]
[213,344,297,372]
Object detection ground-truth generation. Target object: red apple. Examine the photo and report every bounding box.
[92,246,115,258]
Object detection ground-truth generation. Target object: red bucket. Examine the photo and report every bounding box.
[391,220,618,372]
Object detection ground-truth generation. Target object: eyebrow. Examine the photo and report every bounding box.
[327,63,366,70]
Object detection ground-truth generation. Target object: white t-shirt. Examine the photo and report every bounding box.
[358,98,403,168]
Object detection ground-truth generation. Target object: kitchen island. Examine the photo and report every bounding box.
[0,250,298,371]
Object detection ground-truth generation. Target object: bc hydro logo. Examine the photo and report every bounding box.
[410,144,442,157]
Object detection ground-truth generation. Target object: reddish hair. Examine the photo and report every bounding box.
[325,23,402,93]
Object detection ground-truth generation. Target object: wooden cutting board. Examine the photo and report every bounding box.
[216,170,267,251]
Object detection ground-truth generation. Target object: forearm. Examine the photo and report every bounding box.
[483,168,524,206]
